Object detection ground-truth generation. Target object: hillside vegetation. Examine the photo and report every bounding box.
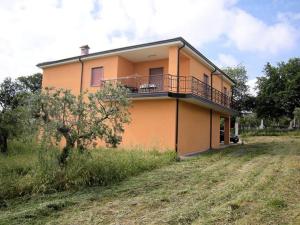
[1,135,300,225]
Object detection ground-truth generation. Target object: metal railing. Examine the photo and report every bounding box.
[102,74,234,109]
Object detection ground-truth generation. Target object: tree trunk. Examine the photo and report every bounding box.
[57,127,75,166]
[58,133,74,166]
[76,139,85,153]
[59,146,70,165]
[0,135,8,154]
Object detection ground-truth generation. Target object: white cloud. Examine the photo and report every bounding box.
[277,12,300,22]
[0,0,299,80]
[227,9,297,54]
[247,78,257,96]
[216,53,239,67]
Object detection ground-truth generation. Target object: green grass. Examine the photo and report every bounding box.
[0,141,175,200]
[241,129,300,137]
[1,136,300,225]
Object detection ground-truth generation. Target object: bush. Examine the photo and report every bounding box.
[0,141,175,200]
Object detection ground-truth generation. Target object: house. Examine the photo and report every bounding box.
[37,37,237,156]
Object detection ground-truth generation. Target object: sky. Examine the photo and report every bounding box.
[0,0,299,95]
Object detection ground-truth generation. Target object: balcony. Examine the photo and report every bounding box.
[102,74,236,111]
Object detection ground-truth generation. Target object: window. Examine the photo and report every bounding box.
[223,87,227,95]
[91,67,103,86]
[203,74,210,97]
[203,74,209,85]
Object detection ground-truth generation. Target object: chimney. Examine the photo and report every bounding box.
[80,45,90,55]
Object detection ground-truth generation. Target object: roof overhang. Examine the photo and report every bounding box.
[37,38,182,69]
[37,37,235,85]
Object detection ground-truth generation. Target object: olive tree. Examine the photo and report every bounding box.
[36,82,131,164]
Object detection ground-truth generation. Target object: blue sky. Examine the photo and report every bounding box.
[228,0,299,87]
[0,0,299,94]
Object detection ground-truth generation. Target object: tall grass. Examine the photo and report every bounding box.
[0,141,175,200]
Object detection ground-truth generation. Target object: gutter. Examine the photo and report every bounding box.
[209,68,217,150]
[175,42,186,153]
[76,57,84,149]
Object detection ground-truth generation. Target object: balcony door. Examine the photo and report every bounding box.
[149,67,163,91]
[203,74,210,98]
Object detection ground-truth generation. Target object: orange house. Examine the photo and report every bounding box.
[37,37,237,156]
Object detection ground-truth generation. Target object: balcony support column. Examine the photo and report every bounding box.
[168,46,179,76]
[224,117,230,145]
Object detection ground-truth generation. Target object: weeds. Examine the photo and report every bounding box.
[267,199,287,209]
[0,141,175,200]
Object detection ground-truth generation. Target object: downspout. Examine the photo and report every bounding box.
[210,68,217,150]
[77,57,84,150]
[79,57,84,93]
[175,42,186,153]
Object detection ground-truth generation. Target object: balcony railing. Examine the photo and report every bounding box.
[102,74,235,109]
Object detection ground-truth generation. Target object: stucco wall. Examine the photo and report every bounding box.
[212,74,232,96]
[179,55,190,76]
[212,74,222,91]
[222,79,232,95]
[117,56,134,77]
[81,56,119,93]
[42,62,82,95]
[133,59,169,76]
[43,56,120,94]
[179,51,232,96]
[178,101,211,155]
[120,99,176,151]
[188,54,212,82]
[168,46,179,75]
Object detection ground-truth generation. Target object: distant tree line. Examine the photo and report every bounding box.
[223,57,300,130]
[256,58,300,120]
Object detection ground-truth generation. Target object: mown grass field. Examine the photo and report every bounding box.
[1,135,300,225]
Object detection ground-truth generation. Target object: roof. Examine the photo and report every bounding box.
[37,37,235,84]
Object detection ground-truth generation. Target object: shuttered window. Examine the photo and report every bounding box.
[204,74,209,85]
[203,74,210,97]
[223,87,228,95]
[91,67,103,86]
